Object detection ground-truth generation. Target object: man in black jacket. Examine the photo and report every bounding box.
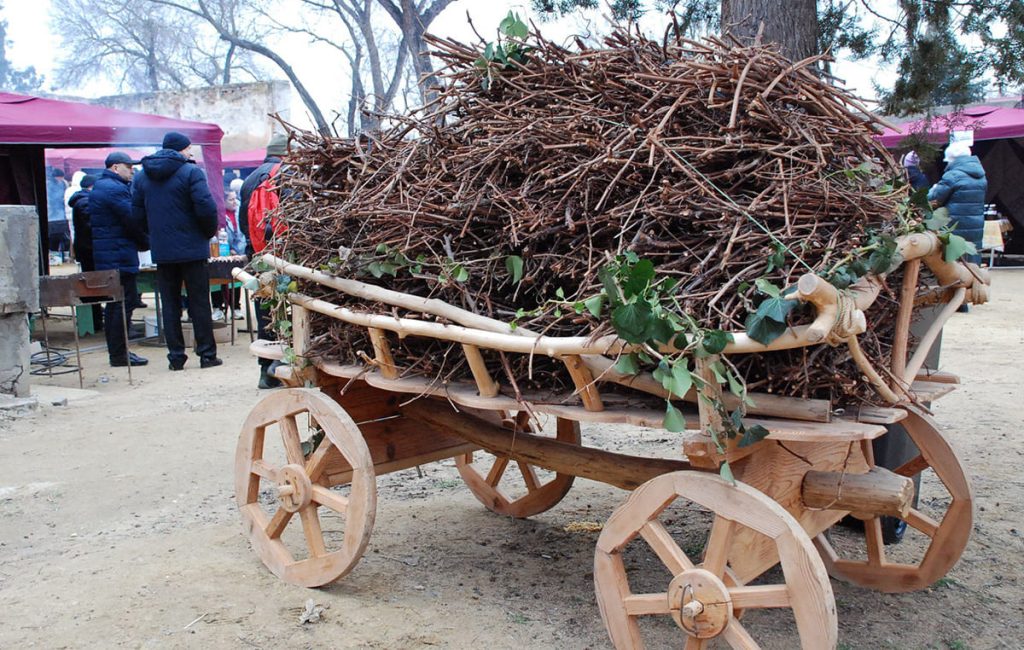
[91,153,149,367]
[239,133,286,388]
[132,131,222,371]
[68,174,103,330]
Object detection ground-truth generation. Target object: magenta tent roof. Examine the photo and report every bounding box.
[0,92,222,145]
[222,148,266,168]
[879,105,1024,148]
[1,92,225,215]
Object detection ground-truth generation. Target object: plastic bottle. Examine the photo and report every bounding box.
[217,229,230,257]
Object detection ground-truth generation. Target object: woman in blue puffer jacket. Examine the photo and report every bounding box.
[928,141,987,264]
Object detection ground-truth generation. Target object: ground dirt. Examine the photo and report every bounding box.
[1,271,1022,650]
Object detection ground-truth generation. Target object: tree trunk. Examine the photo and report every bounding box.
[720,0,819,60]
[222,42,235,85]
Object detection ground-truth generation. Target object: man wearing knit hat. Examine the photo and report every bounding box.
[132,131,223,370]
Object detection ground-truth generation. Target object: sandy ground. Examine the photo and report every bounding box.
[1,271,1022,650]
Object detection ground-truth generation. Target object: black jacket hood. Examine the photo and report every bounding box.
[68,190,89,207]
[141,149,190,181]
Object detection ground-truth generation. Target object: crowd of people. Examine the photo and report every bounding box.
[47,131,288,387]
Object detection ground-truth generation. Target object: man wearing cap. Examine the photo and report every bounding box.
[91,152,149,367]
[132,131,222,370]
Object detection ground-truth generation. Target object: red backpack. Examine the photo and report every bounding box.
[247,163,285,253]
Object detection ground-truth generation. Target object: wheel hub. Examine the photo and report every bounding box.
[667,568,733,639]
[276,464,313,513]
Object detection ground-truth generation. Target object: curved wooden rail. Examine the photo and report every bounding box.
[233,231,991,406]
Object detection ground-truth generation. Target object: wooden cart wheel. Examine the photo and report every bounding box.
[595,470,837,650]
[455,413,579,518]
[235,388,376,588]
[814,403,973,593]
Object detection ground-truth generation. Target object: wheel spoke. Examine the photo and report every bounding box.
[518,461,541,492]
[893,454,928,477]
[299,506,327,558]
[684,637,705,650]
[865,517,886,566]
[640,520,694,576]
[304,437,335,483]
[622,592,672,616]
[485,456,510,487]
[250,459,279,481]
[311,484,349,514]
[279,415,306,465]
[722,618,759,649]
[702,516,735,577]
[905,508,939,538]
[729,585,791,609]
[266,507,293,539]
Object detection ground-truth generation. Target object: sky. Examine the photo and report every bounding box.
[3,0,895,133]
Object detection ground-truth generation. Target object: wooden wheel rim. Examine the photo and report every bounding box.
[455,414,579,518]
[594,470,837,650]
[814,403,973,593]
[236,388,377,588]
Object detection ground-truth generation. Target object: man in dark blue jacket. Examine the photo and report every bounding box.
[91,152,149,367]
[132,131,222,370]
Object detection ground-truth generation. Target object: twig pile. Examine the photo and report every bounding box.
[273,29,907,405]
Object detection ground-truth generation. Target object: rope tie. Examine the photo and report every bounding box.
[824,290,858,346]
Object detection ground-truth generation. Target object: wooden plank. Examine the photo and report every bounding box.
[462,344,499,397]
[367,327,399,379]
[564,354,604,411]
[854,406,909,425]
[401,399,692,490]
[913,370,960,385]
[322,415,480,485]
[909,380,958,403]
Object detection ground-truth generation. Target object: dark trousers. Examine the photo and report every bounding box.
[157,260,217,364]
[104,271,138,362]
[78,249,104,329]
[48,221,71,253]
[255,298,275,370]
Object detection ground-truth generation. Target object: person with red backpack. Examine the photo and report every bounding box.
[239,133,288,388]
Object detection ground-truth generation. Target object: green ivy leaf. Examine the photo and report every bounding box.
[727,372,745,398]
[669,361,693,398]
[754,278,781,298]
[453,264,469,282]
[622,258,655,298]
[672,332,689,350]
[611,301,654,344]
[941,232,978,263]
[719,461,735,484]
[555,287,565,299]
[583,294,604,318]
[664,402,686,433]
[924,205,950,231]
[744,296,797,345]
[766,244,786,273]
[597,266,621,307]
[700,330,733,355]
[613,353,639,375]
[505,255,524,284]
[739,424,770,448]
[649,317,676,345]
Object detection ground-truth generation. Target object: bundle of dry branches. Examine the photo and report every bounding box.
[271,28,908,406]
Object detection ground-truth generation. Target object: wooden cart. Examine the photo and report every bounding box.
[232,231,988,649]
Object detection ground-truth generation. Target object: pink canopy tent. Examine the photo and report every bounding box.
[0,91,224,208]
[45,147,153,174]
[222,148,266,169]
[879,105,1024,147]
